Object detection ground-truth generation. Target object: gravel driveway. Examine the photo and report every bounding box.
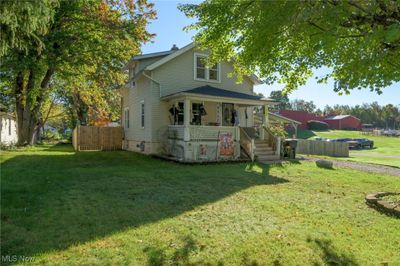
[300,156,400,177]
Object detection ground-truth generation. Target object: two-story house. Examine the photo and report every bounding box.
[121,42,281,162]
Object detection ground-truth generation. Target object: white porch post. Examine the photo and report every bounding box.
[183,98,191,141]
[293,122,298,138]
[260,105,268,140]
[264,105,269,127]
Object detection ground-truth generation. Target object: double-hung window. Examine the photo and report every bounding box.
[194,53,220,82]
[140,101,145,128]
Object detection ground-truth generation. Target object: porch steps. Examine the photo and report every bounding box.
[254,141,280,162]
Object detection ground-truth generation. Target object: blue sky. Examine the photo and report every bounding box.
[142,0,399,109]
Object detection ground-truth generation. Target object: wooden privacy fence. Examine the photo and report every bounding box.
[296,139,349,157]
[72,126,123,151]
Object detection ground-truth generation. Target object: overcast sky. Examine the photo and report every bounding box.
[141,0,399,108]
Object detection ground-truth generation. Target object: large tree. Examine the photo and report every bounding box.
[180,0,400,94]
[1,0,155,145]
[269,90,290,110]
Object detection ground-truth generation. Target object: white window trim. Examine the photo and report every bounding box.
[194,52,221,83]
[140,100,145,129]
[124,107,130,129]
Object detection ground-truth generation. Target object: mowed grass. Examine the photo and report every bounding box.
[295,129,400,167]
[1,145,399,265]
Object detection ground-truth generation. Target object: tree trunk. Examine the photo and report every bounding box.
[15,67,55,146]
[15,71,39,145]
[71,91,89,126]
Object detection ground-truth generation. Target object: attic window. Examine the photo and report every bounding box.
[194,53,220,82]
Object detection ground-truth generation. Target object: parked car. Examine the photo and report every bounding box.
[313,137,332,142]
[354,139,374,149]
[328,137,374,149]
[331,138,352,142]
[382,130,400,137]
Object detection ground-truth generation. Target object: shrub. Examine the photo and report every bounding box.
[307,120,329,130]
[267,123,288,138]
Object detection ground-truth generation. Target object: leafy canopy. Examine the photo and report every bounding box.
[180,0,400,94]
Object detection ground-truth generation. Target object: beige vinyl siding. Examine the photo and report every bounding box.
[153,48,254,97]
[123,76,152,142]
[150,78,170,142]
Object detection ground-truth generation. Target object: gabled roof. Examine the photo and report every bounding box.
[126,42,263,85]
[324,115,351,120]
[144,43,195,71]
[133,50,174,60]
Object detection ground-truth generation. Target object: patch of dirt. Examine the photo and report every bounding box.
[300,156,400,177]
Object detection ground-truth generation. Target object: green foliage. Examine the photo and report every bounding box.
[1,0,155,144]
[180,1,400,94]
[290,99,317,113]
[269,90,290,110]
[268,123,287,138]
[0,0,59,56]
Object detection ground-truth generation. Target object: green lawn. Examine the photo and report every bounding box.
[1,145,399,265]
[294,129,400,167]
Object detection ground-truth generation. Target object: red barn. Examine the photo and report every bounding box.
[275,110,324,129]
[323,115,362,130]
[275,110,362,130]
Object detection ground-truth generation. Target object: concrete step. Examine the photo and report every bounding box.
[255,145,272,150]
[255,150,275,156]
[254,146,273,151]
[256,154,280,161]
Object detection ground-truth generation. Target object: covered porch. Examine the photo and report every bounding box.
[161,86,279,162]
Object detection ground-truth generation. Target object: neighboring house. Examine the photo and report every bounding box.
[276,110,362,130]
[0,113,18,145]
[121,42,280,162]
[324,115,361,130]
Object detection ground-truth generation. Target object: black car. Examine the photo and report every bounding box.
[353,138,374,149]
[332,138,352,142]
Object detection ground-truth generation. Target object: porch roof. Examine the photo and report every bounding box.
[162,85,276,106]
[269,112,302,125]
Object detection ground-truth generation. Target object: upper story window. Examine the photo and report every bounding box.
[194,53,220,82]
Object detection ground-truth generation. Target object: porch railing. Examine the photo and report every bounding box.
[239,127,255,161]
[168,125,240,141]
[263,126,281,156]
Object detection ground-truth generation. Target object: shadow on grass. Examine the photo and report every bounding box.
[245,160,301,175]
[1,145,288,263]
[143,236,269,266]
[309,238,358,266]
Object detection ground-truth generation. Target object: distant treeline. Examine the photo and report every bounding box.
[268,91,400,129]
